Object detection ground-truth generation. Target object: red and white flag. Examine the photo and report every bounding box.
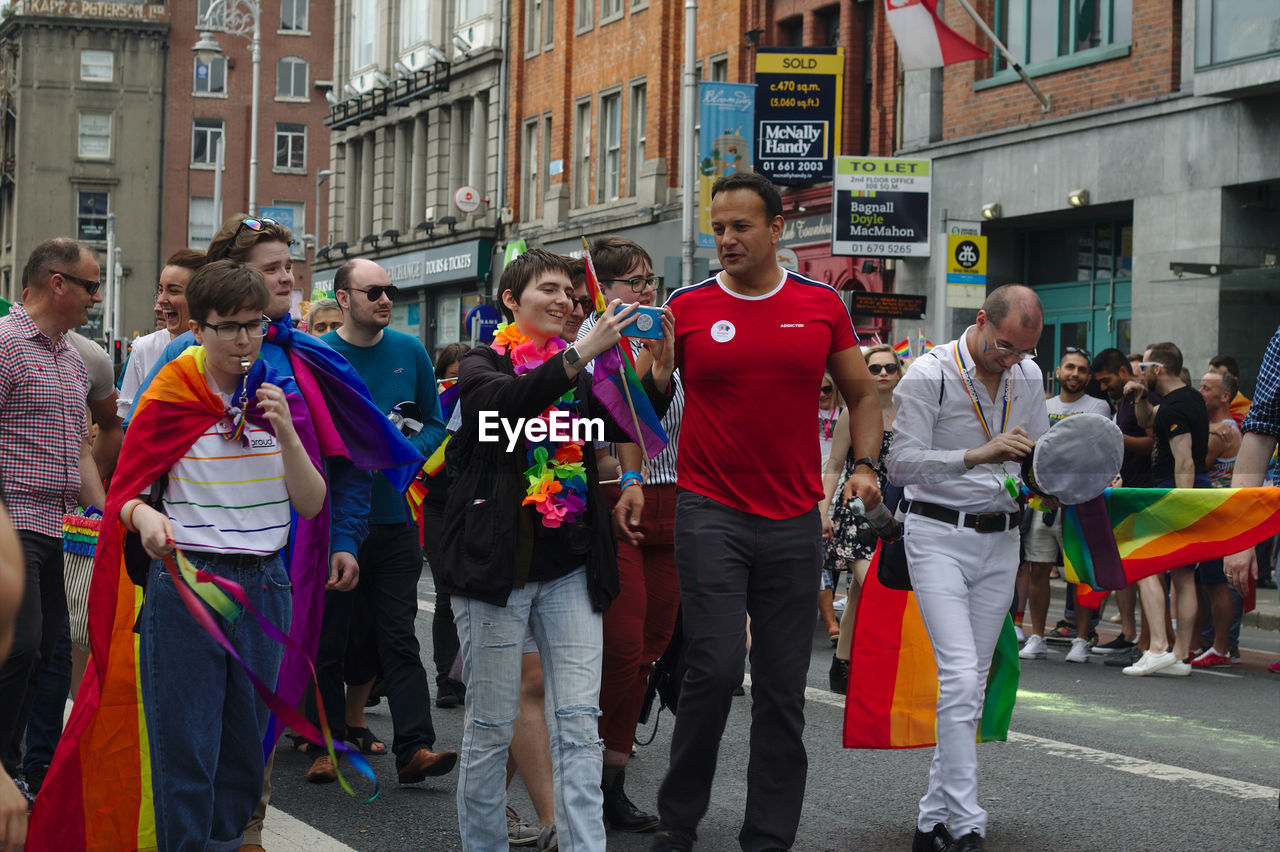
[885,0,988,70]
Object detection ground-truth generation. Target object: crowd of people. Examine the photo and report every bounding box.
[0,168,1276,852]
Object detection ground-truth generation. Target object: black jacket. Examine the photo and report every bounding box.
[439,344,671,611]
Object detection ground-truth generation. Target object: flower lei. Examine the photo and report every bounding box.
[491,322,588,529]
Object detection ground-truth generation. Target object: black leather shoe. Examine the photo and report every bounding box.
[649,828,695,851]
[829,656,850,694]
[951,830,984,851]
[911,822,953,852]
[602,768,659,832]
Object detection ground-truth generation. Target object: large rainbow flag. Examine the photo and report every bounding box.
[30,340,420,851]
[1061,487,1280,597]
[843,546,1019,749]
[580,241,668,459]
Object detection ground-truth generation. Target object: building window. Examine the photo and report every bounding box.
[1196,0,1280,67]
[522,118,540,220]
[573,99,592,208]
[709,53,729,82]
[545,0,555,45]
[352,0,377,70]
[818,4,840,46]
[189,197,216,251]
[80,50,113,82]
[275,122,306,171]
[402,0,429,48]
[281,0,309,31]
[628,82,646,196]
[194,55,227,95]
[192,117,224,166]
[277,56,309,99]
[265,201,307,256]
[458,0,488,24]
[78,112,112,159]
[997,0,1132,70]
[197,0,225,28]
[601,0,623,22]
[77,191,109,242]
[577,0,593,30]
[779,15,804,47]
[600,92,621,202]
[525,0,544,52]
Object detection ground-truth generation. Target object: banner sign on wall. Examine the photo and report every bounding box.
[698,82,755,248]
[753,48,844,183]
[832,157,931,257]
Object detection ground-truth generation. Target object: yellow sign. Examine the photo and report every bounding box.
[946,233,987,282]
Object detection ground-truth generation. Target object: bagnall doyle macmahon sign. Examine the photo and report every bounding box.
[23,0,170,21]
[831,156,931,257]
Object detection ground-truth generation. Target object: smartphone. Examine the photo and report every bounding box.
[619,304,665,340]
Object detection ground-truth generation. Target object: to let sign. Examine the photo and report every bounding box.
[753,48,844,183]
[849,292,927,319]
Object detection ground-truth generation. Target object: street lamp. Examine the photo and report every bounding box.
[315,169,333,248]
[193,0,263,215]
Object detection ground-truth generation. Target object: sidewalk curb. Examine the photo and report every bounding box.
[1045,578,1280,633]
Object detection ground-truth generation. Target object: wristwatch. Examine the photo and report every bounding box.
[852,457,883,476]
[563,345,583,366]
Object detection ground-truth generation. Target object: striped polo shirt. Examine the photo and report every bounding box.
[165,412,291,556]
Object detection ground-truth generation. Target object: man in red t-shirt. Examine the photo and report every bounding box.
[651,173,883,851]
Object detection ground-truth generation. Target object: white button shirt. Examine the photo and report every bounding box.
[887,328,1050,514]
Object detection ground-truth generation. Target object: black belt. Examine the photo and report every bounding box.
[907,500,1020,534]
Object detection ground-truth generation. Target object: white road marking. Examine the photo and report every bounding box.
[776,678,1280,803]
[263,805,359,851]
[418,598,435,614]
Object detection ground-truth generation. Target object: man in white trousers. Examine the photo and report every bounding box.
[888,284,1050,852]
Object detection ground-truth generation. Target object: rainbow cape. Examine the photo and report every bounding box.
[581,240,669,459]
[30,340,418,851]
[1061,487,1280,601]
[844,545,1019,750]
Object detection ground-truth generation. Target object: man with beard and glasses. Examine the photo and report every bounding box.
[1017,348,1110,665]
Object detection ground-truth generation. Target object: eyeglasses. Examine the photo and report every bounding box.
[867,363,899,375]
[990,337,1038,360]
[201,315,271,341]
[1138,360,1165,370]
[51,269,102,296]
[603,275,663,293]
[571,296,594,313]
[346,284,399,302]
[820,385,834,394]
[1064,346,1091,359]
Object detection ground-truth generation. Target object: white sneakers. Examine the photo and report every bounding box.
[1065,637,1091,663]
[1019,634,1048,660]
[1122,649,1192,677]
[1014,624,1025,643]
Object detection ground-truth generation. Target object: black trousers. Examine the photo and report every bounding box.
[308,523,437,768]
[656,492,823,851]
[420,501,459,683]
[0,532,64,774]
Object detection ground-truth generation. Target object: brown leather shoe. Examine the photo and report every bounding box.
[397,747,459,784]
[306,754,338,784]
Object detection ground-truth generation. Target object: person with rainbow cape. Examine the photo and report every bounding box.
[30,219,424,850]
[439,248,674,850]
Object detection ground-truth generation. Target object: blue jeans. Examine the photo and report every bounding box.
[22,616,73,788]
[454,567,604,852]
[140,552,291,852]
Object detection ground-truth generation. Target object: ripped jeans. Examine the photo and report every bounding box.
[454,567,604,851]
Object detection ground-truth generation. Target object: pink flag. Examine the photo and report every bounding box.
[885,0,988,70]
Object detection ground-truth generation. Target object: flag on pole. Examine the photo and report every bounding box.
[916,328,933,355]
[885,0,988,71]
[892,339,912,360]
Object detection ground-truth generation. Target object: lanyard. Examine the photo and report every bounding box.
[951,339,1011,441]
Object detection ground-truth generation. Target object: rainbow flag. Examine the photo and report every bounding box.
[843,545,1019,749]
[892,338,911,360]
[581,240,668,458]
[1062,487,1280,591]
[917,330,933,355]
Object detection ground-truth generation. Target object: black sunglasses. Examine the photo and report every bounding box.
[571,296,593,312]
[820,384,834,394]
[1064,346,1091,359]
[51,269,102,296]
[868,363,899,375]
[346,284,399,302]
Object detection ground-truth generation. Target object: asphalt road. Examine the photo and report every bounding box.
[265,573,1280,851]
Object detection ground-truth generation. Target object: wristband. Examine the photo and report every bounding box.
[125,499,144,532]
[619,470,645,491]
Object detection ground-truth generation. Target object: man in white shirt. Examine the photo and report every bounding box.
[888,284,1050,852]
[1018,348,1112,665]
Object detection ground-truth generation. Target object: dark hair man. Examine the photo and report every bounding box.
[651,172,883,851]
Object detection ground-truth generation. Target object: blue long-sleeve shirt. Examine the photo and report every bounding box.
[323,328,446,524]
[127,323,372,556]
